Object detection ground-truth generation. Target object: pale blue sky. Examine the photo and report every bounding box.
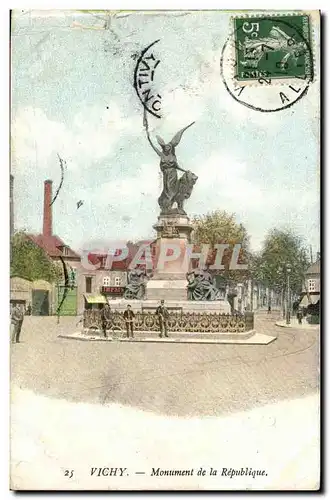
[11,10,320,254]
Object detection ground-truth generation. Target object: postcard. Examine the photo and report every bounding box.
[10,9,320,491]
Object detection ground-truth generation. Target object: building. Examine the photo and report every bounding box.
[79,249,128,311]
[300,258,321,309]
[78,266,127,311]
[81,240,156,312]
[10,276,54,315]
[25,180,81,315]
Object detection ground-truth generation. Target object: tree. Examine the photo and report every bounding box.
[10,231,61,283]
[253,228,310,295]
[191,210,251,283]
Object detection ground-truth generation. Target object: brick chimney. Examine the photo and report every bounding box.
[43,180,53,237]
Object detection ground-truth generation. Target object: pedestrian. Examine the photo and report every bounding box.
[267,304,271,314]
[100,303,111,338]
[123,304,135,338]
[11,303,24,343]
[156,299,169,338]
[297,308,303,325]
[26,303,32,316]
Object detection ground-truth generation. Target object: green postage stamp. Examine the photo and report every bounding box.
[234,15,313,82]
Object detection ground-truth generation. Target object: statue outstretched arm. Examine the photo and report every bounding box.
[147,130,161,156]
[169,121,195,148]
[143,108,161,156]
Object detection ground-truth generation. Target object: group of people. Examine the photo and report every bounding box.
[10,299,172,343]
[101,300,170,339]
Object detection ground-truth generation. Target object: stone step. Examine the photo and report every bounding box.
[59,330,276,345]
[81,328,255,341]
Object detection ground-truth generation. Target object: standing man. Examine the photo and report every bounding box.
[100,303,111,338]
[11,303,24,343]
[123,304,135,338]
[297,307,303,325]
[156,300,170,338]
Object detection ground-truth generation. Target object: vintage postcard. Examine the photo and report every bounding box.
[10,10,320,491]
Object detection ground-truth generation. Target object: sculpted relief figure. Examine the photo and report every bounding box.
[162,219,180,238]
[143,109,198,215]
[124,269,148,300]
[187,268,222,301]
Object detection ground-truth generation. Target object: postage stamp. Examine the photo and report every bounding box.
[233,15,313,83]
[220,11,318,112]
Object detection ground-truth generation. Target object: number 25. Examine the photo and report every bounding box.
[64,469,74,478]
[242,22,259,37]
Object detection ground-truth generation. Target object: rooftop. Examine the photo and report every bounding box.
[306,260,320,275]
[27,234,80,260]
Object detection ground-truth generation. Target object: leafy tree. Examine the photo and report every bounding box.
[253,229,310,295]
[10,231,62,283]
[191,210,251,283]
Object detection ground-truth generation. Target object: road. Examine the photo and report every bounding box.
[11,311,319,417]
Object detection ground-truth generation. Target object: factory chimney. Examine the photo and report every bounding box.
[43,180,53,237]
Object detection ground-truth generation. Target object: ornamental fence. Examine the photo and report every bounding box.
[83,310,254,333]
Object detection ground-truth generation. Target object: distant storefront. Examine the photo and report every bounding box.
[84,293,107,310]
[10,277,55,315]
[300,259,320,310]
[83,286,125,311]
[101,285,125,299]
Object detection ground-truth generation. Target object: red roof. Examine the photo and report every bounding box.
[27,234,80,260]
[88,240,156,271]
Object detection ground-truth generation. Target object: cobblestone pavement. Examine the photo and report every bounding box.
[10,312,319,417]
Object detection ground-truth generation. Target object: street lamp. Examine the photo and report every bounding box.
[286,263,291,325]
[277,267,285,319]
[277,264,292,323]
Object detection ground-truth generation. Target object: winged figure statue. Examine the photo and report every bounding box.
[143,109,198,215]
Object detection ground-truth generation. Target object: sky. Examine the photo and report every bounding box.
[11,10,320,254]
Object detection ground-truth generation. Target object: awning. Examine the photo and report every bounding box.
[84,294,107,304]
[300,294,320,307]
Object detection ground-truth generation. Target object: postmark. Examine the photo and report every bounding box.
[220,13,315,112]
[50,154,66,207]
[133,39,162,118]
[233,15,313,83]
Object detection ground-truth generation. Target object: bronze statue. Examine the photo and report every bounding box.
[143,109,198,215]
[124,269,148,300]
[187,269,222,301]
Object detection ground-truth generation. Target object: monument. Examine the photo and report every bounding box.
[141,110,230,312]
[144,116,197,301]
[82,113,248,334]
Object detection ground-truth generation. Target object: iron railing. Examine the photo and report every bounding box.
[83,310,254,333]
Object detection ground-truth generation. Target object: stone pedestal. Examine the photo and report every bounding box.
[146,279,188,301]
[146,214,193,301]
[106,299,231,314]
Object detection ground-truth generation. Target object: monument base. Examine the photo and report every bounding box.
[147,213,193,300]
[145,279,188,301]
[107,298,231,314]
[119,212,232,313]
